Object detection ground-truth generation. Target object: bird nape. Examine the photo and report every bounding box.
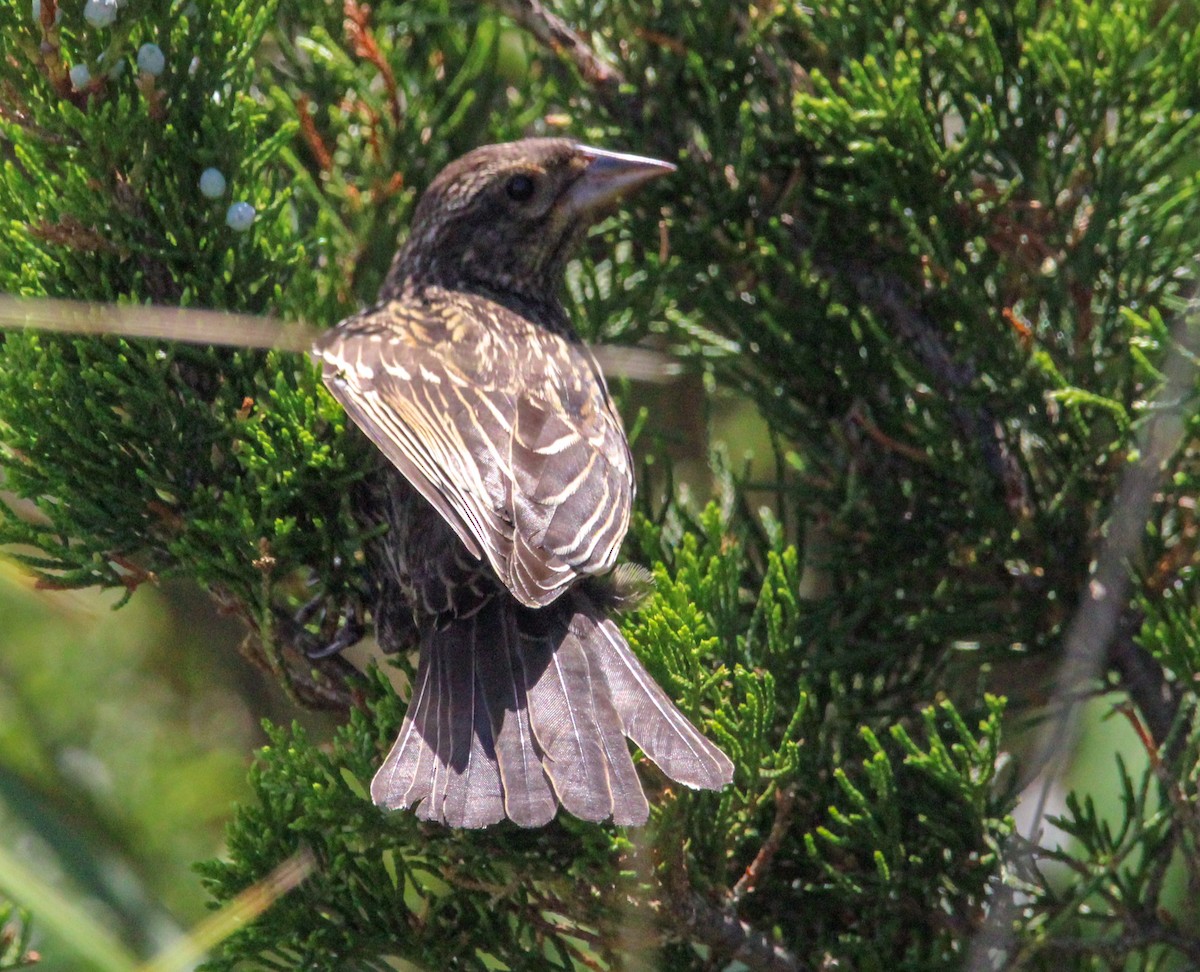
[314,138,733,828]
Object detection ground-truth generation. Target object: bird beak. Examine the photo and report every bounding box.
[564,145,676,216]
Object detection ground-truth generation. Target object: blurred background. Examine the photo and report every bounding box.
[0,559,345,966]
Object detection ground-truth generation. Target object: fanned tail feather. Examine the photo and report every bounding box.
[369,640,440,811]
[520,607,650,824]
[371,615,505,828]
[475,601,558,826]
[433,613,506,827]
[582,600,735,790]
[371,589,731,827]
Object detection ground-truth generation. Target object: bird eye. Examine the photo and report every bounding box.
[505,174,536,202]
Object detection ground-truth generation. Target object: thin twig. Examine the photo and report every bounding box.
[665,847,805,972]
[483,0,625,89]
[0,295,681,382]
[343,1,402,125]
[848,404,933,466]
[481,0,638,124]
[730,787,796,904]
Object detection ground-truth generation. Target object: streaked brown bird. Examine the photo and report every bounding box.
[314,138,733,828]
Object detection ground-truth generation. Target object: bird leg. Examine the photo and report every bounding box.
[273,596,367,660]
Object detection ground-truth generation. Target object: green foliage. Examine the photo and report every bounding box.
[606,0,1200,680]
[0,899,33,970]
[0,0,364,627]
[1005,697,1200,971]
[2,0,1200,969]
[805,699,1009,971]
[200,685,637,971]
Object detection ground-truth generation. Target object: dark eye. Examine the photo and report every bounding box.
[505,174,536,202]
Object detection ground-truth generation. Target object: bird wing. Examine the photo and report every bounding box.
[313,293,633,608]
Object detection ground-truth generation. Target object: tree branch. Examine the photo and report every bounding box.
[846,264,1032,518]
[730,787,796,904]
[663,842,805,972]
[483,0,623,89]
[780,213,1034,518]
[1107,609,1182,751]
[677,891,805,972]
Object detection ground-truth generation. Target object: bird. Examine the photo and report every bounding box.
[313,138,733,828]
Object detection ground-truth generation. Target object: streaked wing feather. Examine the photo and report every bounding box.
[510,393,627,594]
[323,373,488,561]
[315,295,633,607]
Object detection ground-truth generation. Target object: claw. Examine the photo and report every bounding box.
[273,599,366,660]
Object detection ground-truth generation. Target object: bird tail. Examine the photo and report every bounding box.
[370,589,734,828]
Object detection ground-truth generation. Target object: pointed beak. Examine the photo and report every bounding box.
[563,145,676,216]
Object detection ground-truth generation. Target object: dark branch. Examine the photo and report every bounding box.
[730,786,796,904]
[480,0,639,123]
[679,892,805,972]
[781,212,1034,517]
[1107,610,1182,751]
[664,845,805,972]
[483,0,624,89]
[847,264,1032,518]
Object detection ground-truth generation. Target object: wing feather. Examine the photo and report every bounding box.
[315,292,633,607]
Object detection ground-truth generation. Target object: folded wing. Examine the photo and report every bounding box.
[314,293,633,608]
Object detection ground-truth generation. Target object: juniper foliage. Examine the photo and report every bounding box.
[1,0,1199,969]
[0,900,33,971]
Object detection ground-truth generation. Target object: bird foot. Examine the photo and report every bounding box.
[274,598,366,660]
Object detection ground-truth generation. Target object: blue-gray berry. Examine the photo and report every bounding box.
[225,202,256,232]
[137,43,165,76]
[69,64,92,90]
[83,0,118,28]
[199,168,227,200]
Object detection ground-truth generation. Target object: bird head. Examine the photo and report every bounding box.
[384,138,674,308]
